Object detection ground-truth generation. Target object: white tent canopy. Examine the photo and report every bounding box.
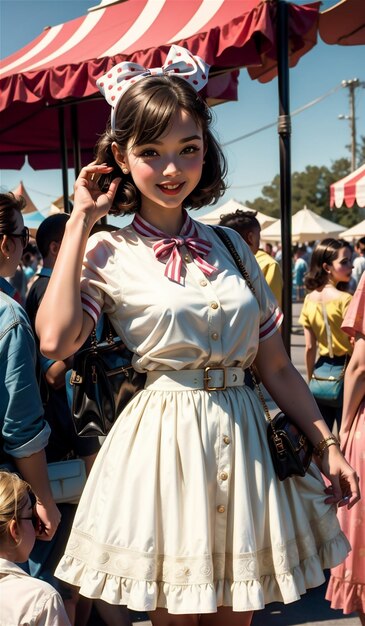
[260,206,345,243]
[196,199,277,229]
[341,219,365,242]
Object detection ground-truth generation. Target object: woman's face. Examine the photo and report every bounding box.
[326,246,353,285]
[15,494,36,561]
[120,109,205,218]
[0,211,26,277]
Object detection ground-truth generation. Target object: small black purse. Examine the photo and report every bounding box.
[250,367,313,481]
[267,413,313,480]
[70,322,146,437]
[213,226,312,480]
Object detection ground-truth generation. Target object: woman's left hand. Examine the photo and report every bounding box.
[319,445,360,509]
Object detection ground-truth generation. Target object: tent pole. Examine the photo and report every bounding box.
[277,0,292,357]
[71,104,82,179]
[58,107,70,214]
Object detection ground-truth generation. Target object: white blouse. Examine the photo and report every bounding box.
[80,220,282,373]
[0,558,71,625]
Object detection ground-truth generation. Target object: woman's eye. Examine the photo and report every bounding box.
[139,149,158,157]
[182,145,200,154]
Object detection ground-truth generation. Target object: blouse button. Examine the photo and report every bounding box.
[184,254,190,262]
[220,471,228,481]
[210,302,219,310]
[223,436,230,445]
[211,332,219,340]
[217,505,225,513]
[200,280,208,287]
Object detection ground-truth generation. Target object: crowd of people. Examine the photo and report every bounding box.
[1,45,364,626]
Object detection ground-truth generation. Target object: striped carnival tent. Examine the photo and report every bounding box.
[330,163,365,209]
[0,0,321,353]
[0,0,320,171]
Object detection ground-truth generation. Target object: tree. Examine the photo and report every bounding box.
[358,135,365,165]
[245,165,334,217]
[244,139,365,228]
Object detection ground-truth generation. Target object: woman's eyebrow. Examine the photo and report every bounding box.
[142,135,202,146]
[179,135,202,143]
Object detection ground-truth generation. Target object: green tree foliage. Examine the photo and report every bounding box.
[244,137,365,228]
[358,135,365,164]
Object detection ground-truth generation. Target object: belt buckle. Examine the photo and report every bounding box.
[203,366,226,391]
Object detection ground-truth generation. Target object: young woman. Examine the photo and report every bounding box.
[36,46,359,626]
[326,272,365,623]
[299,239,354,431]
[0,471,70,625]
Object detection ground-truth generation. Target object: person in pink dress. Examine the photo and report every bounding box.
[326,271,365,623]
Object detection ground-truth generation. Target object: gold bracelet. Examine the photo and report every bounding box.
[314,436,340,458]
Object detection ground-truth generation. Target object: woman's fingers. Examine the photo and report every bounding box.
[324,471,360,509]
[72,162,121,218]
[76,163,113,188]
[342,472,361,509]
[104,177,122,203]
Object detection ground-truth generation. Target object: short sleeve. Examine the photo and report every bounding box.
[30,583,72,626]
[298,297,310,328]
[264,262,282,307]
[221,227,283,342]
[1,316,50,457]
[341,272,365,337]
[80,233,120,326]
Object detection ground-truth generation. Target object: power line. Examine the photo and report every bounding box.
[222,82,344,147]
[26,186,59,199]
[229,180,272,189]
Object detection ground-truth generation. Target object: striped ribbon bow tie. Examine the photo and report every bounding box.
[132,212,216,285]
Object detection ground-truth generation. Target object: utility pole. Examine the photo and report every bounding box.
[338,78,363,171]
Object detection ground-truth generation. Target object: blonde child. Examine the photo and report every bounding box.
[0,471,70,626]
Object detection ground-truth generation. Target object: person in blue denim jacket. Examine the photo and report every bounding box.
[0,191,60,541]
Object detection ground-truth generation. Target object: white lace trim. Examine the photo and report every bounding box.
[55,509,350,613]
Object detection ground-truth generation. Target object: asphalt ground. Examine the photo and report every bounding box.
[88,302,360,625]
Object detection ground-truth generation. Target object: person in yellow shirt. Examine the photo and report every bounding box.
[299,238,353,431]
[218,209,282,306]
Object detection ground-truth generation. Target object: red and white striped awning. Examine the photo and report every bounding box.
[0,0,320,170]
[319,0,365,46]
[330,163,365,209]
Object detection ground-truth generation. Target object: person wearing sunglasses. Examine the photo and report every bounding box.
[0,192,61,544]
[0,470,70,625]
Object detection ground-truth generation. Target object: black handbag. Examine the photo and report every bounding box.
[213,226,313,480]
[250,367,313,481]
[267,413,313,480]
[70,321,146,437]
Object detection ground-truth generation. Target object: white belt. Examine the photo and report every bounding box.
[145,366,245,391]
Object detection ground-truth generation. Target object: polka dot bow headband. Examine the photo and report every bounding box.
[96,44,210,129]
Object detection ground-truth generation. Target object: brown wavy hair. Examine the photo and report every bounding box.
[0,192,25,235]
[304,238,352,291]
[95,75,227,215]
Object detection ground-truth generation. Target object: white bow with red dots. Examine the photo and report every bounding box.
[96,45,210,128]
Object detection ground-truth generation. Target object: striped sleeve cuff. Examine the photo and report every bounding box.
[81,292,101,326]
[259,307,283,342]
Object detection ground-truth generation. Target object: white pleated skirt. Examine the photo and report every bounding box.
[55,384,350,614]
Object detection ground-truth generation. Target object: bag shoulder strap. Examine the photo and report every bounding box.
[321,302,334,358]
[210,225,274,424]
[211,226,257,297]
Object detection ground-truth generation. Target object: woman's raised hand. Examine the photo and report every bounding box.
[73,162,121,224]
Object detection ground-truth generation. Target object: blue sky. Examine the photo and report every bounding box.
[0,0,364,216]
